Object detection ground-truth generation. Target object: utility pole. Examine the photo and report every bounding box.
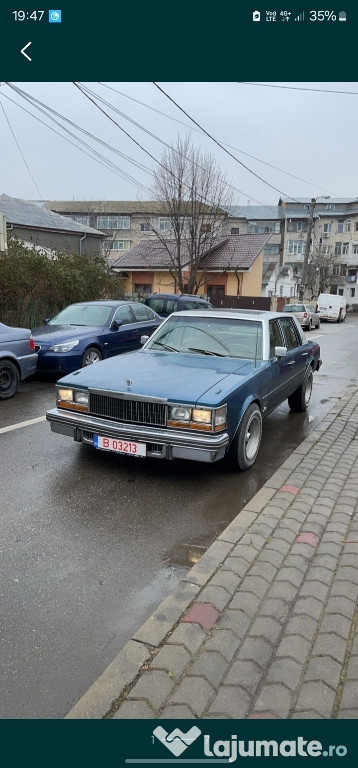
[299,197,316,302]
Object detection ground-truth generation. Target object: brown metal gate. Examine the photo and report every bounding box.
[209,295,271,311]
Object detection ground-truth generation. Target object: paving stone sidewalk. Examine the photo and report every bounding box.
[67,385,358,720]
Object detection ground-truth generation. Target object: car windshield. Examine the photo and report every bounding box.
[146,315,263,359]
[283,305,305,313]
[48,304,114,326]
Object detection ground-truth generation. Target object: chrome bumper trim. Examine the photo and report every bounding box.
[46,408,230,450]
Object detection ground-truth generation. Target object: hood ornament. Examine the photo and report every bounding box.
[125,379,132,387]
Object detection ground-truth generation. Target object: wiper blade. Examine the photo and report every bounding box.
[187,347,226,357]
[154,341,179,352]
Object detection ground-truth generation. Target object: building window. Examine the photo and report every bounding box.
[97,216,130,230]
[342,242,349,255]
[337,220,344,233]
[134,283,152,294]
[287,220,307,232]
[207,285,225,296]
[326,204,336,210]
[286,240,306,255]
[231,227,240,234]
[353,245,358,254]
[332,266,341,276]
[248,221,280,234]
[140,223,151,231]
[321,245,330,255]
[345,220,351,232]
[355,222,358,232]
[351,288,356,297]
[335,242,342,256]
[323,223,332,234]
[69,215,91,226]
[105,240,131,251]
[264,244,280,255]
[158,217,191,232]
[158,218,171,231]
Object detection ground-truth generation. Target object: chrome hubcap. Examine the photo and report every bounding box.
[245,414,261,461]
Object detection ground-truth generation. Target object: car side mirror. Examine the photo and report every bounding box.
[275,346,287,358]
[140,335,149,345]
[111,320,122,330]
[43,318,50,324]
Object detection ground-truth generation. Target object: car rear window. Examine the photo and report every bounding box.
[283,305,305,313]
[185,300,210,310]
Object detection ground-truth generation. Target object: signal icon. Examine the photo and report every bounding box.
[294,11,305,21]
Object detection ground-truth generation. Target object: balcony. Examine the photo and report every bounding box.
[346,275,357,283]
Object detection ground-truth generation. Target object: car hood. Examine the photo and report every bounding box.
[59,349,265,405]
[32,325,102,343]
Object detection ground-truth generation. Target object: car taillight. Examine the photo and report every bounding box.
[29,335,35,351]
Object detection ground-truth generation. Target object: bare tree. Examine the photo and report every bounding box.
[305,246,345,299]
[146,135,235,294]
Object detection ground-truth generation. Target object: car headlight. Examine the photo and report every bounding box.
[169,405,191,422]
[57,387,89,412]
[48,340,80,353]
[168,404,227,431]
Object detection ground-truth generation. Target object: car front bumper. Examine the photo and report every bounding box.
[46,407,230,463]
[35,349,83,374]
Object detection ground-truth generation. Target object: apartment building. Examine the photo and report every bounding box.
[279,197,358,302]
[44,198,358,301]
[44,200,225,267]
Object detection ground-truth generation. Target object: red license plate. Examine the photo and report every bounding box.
[93,435,146,456]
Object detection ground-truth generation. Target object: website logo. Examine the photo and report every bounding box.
[153,726,201,757]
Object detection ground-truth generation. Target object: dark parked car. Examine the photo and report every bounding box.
[32,300,162,375]
[46,309,322,471]
[282,303,320,331]
[0,322,37,399]
[144,293,213,318]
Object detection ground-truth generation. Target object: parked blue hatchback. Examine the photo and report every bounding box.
[32,300,162,375]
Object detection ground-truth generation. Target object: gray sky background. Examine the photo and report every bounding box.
[1,81,358,206]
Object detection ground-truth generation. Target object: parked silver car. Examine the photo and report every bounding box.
[282,303,320,331]
[0,322,38,399]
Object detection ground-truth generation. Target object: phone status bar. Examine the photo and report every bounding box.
[252,10,347,22]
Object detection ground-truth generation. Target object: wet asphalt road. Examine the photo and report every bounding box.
[1,317,358,718]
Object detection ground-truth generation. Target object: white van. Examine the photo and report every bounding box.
[316,293,347,323]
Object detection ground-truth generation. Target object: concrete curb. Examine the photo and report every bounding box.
[66,384,358,719]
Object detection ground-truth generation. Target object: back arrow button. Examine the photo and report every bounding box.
[21,42,32,61]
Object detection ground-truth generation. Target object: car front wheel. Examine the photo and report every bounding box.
[288,367,313,412]
[81,347,103,367]
[227,403,262,471]
[0,360,20,399]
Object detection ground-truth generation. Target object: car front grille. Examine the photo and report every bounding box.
[89,393,167,427]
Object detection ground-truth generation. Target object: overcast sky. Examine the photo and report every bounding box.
[1,81,358,207]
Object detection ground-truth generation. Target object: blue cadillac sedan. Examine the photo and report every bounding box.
[32,300,162,375]
[46,309,322,471]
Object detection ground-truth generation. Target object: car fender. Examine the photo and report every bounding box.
[229,393,263,443]
[0,350,21,365]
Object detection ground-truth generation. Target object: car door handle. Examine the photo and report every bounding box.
[287,361,296,366]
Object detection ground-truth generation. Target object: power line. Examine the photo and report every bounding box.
[3,84,153,194]
[98,82,331,194]
[153,82,302,203]
[238,82,358,95]
[75,83,266,205]
[0,98,59,225]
